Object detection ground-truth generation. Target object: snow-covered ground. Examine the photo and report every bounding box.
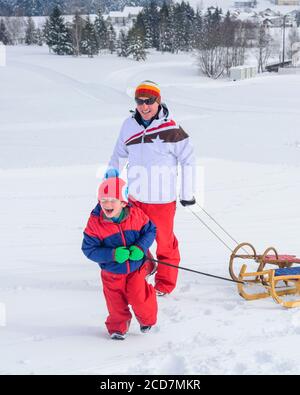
[1,46,300,375]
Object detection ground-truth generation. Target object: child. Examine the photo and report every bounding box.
[82,177,157,340]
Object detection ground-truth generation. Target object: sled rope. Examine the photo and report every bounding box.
[188,203,250,255]
[195,203,241,247]
[188,207,233,252]
[149,257,245,285]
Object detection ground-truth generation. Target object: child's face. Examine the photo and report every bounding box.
[100,198,126,218]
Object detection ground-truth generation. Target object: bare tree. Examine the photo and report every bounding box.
[197,46,226,78]
[196,9,254,78]
[197,7,226,79]
[256,24,273,73]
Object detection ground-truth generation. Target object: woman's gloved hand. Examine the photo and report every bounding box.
[180,197,196,207]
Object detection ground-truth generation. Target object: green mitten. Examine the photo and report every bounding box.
[114,247,130,263]
[129,245,144,261]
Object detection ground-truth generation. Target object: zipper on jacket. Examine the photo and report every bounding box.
[141,127,146,143]
[141,128,146,166]
[118,223,130,274]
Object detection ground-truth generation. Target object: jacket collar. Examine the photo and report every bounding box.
[92,203,131,224]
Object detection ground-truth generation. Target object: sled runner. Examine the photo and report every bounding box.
[229,242,300,308]
[237,265,300,308]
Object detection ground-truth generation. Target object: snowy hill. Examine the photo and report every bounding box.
[1,46,300,374]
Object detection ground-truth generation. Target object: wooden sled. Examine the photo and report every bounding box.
[238,265,300,308]
[229,242,300,282]
[229,242,300,308]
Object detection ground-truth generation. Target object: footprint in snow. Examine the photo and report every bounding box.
[254,351,273,364]
[179,283,191,293]
[18,360,31,365]
[222,303,237,311]
[161,306,183,322]
[275,359,296,373]
[234,362,248,374]
[290,311,300,334]
[157,354,187,375]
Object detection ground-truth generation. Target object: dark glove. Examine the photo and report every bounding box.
[180,197,196,207]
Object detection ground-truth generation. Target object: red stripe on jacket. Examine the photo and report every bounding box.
[125,120,177,145]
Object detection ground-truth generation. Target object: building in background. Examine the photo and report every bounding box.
[275,0,300,5]
[106,6,143,26]
[234,0,257,7]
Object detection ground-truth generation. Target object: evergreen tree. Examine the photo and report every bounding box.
[43,0,65,16]
[193,9,203,49]
[184,1,196,51]
[44,5,73,55]
[107,24,116,54]
[71,11,84,56]
[296,11,300,28]
[25,16,37,44]
[43,18,51,47]
[133,12,147,45]
[1,0,172,16]
[140,0,160,49]
[35,27,44,45]
[0,0,13,16]
[129,34,147,62]
[202,7,223,49]
[94,10,109,50]
[159,1,173,52]
[172,3,186,52]
[81,16,98,57]
[0,19,10,44]
[117,29,130,57]
[222,11,234,73]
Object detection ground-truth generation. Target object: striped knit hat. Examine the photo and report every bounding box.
[135,80,161,102]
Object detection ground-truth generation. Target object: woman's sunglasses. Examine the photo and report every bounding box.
[135,97,157,106]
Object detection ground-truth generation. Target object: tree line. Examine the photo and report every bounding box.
[0,0,171,17]
[1,1,300,77]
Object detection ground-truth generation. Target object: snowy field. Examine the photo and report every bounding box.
[0,46,300,375]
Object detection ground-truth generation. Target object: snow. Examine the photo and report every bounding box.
[1,45,300,375]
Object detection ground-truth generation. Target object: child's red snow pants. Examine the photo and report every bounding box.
[101,263,157,335]
[130,200,181,294]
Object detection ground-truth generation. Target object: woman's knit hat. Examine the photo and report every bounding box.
[135,80,161,103]
[98,177,128,203]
